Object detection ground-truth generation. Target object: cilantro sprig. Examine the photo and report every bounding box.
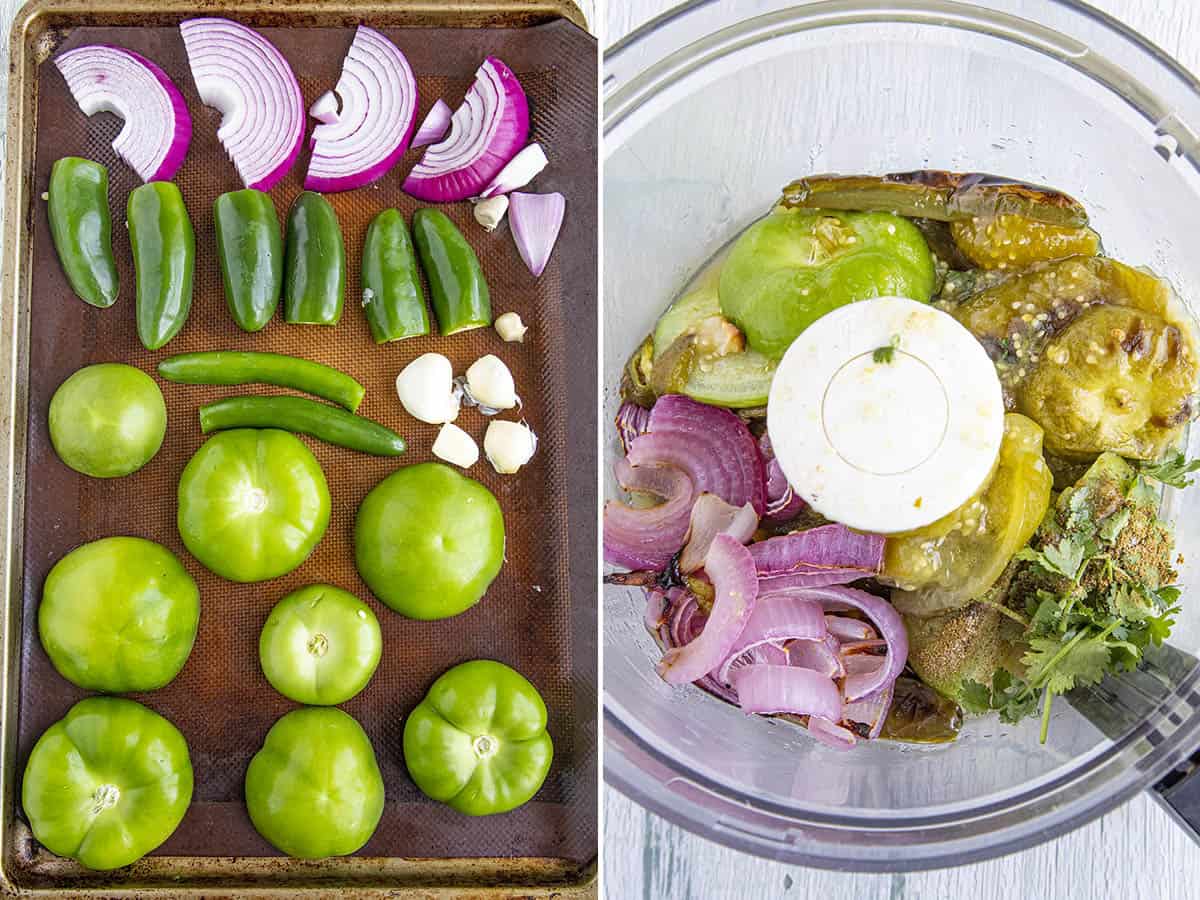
[872,334,901,364]
[1137,451,1200,489]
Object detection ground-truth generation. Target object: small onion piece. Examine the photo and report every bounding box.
[603,460,695,571]
[403,56,529,202]
[730,665,843,721]
[807,716,858,751]
[412,99,453,148]
[55,44,192,182]
[305,26,419,192]
[760,432,807,523]
[615,401,651,455]
[479,143,549,199]
[788,635,845,678]
[679,494,757,574]
[658,535,758,685]
[758,567,878,591]
[510,191,565,278]
[825,615,877,642]
[803,585,909,702]
[180,18,305,191]
[749,525,885,575]
[714,593,825,685]
[310,90,340,124]
[843,683,895,740]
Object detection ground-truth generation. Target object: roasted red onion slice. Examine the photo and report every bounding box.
[749,525,884,575]
[714,593,825,684]
[615,401,651,455]
[603,459,696,570]
[403,56,529,202]
[759,432,806,523]
[788,635,845,678]
[759,568,878,591]
[305,26,419,192]
[658,535,758,685]
[731,665,843,721]
[825,615,877,642]
[679,494,757,574]
[808,716,858,750]
[802,586,908,702]
[180,18,305,191]
[55,44,192,182]
[843,683,895,740]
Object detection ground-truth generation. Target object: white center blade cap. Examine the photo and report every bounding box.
[767,296,1004,534]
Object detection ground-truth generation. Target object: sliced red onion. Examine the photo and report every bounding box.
[730,665,843,721]
[305,26,418,192]
[840,640,888,661]
[787,636,845,678]
[412,99,452,148]
[403,56,529,202]
[180,18,305,191]
[644,589,668,636]
[479,143,548,199]
[55,44,191,182]
[679,495,757,574]
[802,586,909,702]
[758,567,878,591]
[631,394,766,515]
[843,683,894,740]
[658,535,758,685]
[510,191,565,278]
[603,459,696,571]
[310,90,340,124]
[825,615,876,642]
[759,433,807,523]
[714,593,825,684]
[615,401,651,455]
[808,716,858,750]
[749,525,884,575]
[667,587,705,649]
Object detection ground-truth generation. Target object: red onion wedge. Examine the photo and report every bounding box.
[412,99,452,148]
[714,593,825,684]
[510,191,565,278]
[731,665,843,721]
[480,143,548,199]
[55,44,191,182]
[180,17,305,191]
[802,586,909,702]
[679,494,757,574]
[305,26,419,192]
[603,459,696,571]
[658,535,758,685]
[749,525,884,575]
[403,56,529,202]
[310,91,340,124]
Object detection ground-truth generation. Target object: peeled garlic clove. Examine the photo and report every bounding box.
[432,422,479,469]
[495,311,528,343]
[466,354,518,410]
[396,353,460,424]
[473,195,509,233]
[484,420,537,474]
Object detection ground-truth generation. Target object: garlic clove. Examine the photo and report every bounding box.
[466,354,518,410]
[484,420,537,474]
[495,311,528,343]
[473,195,509,233]
[432,422,479,469]
[396,353,460,424]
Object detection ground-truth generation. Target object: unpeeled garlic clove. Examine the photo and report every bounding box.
[466,354,518,410]
[484,420,537,474]
[396,353,460,424]
[432,422,479,469]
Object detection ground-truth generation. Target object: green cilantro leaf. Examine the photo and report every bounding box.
[1137,452,1200,489]
[872,334,901,364]
[959,679,992,715]
[1016,538,1086,581]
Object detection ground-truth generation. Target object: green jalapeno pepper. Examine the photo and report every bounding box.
[198,395,405,456]
[158,351,365,412]
[283,191,345,326]
[362,208,429,343]
[47,157,119,308]
[214,189,283,332]
[127,182,195,350]
[412,208,491,335]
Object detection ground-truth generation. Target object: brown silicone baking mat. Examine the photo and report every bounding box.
[7,5,596,891]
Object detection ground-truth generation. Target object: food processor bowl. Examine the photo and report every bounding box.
[603,0,1200,870]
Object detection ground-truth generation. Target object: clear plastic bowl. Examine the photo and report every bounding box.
[603,0,1200,870]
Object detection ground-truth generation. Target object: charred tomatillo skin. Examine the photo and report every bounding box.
[158,350,365,412]
[22,697,193,870]
[47,157,118,308]
[49,363,166,478]
[354,463,504,620]
[362,208,429,343]
[214,189,283,331]
[198,395,405,456]
[245,707,383,858]
[403,660,553,816]
[719,208,935,358]
[283,191,345,325]
[177,429,330,583]
[259,585,382,705]
[412,208,492,335]
[39,537,199,692]
[128,181,195,350]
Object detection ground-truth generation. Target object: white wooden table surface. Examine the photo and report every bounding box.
[602,1,1200,898]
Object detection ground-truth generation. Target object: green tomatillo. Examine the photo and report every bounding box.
[39,536,200,692]
[177,429,330,583]
[403,660,553,816]
[21,697,193,870]
[259,585,382,705]
[245,707,384,858]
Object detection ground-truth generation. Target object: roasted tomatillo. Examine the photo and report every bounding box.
[403,660,553,815]
[22,697,193,870]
